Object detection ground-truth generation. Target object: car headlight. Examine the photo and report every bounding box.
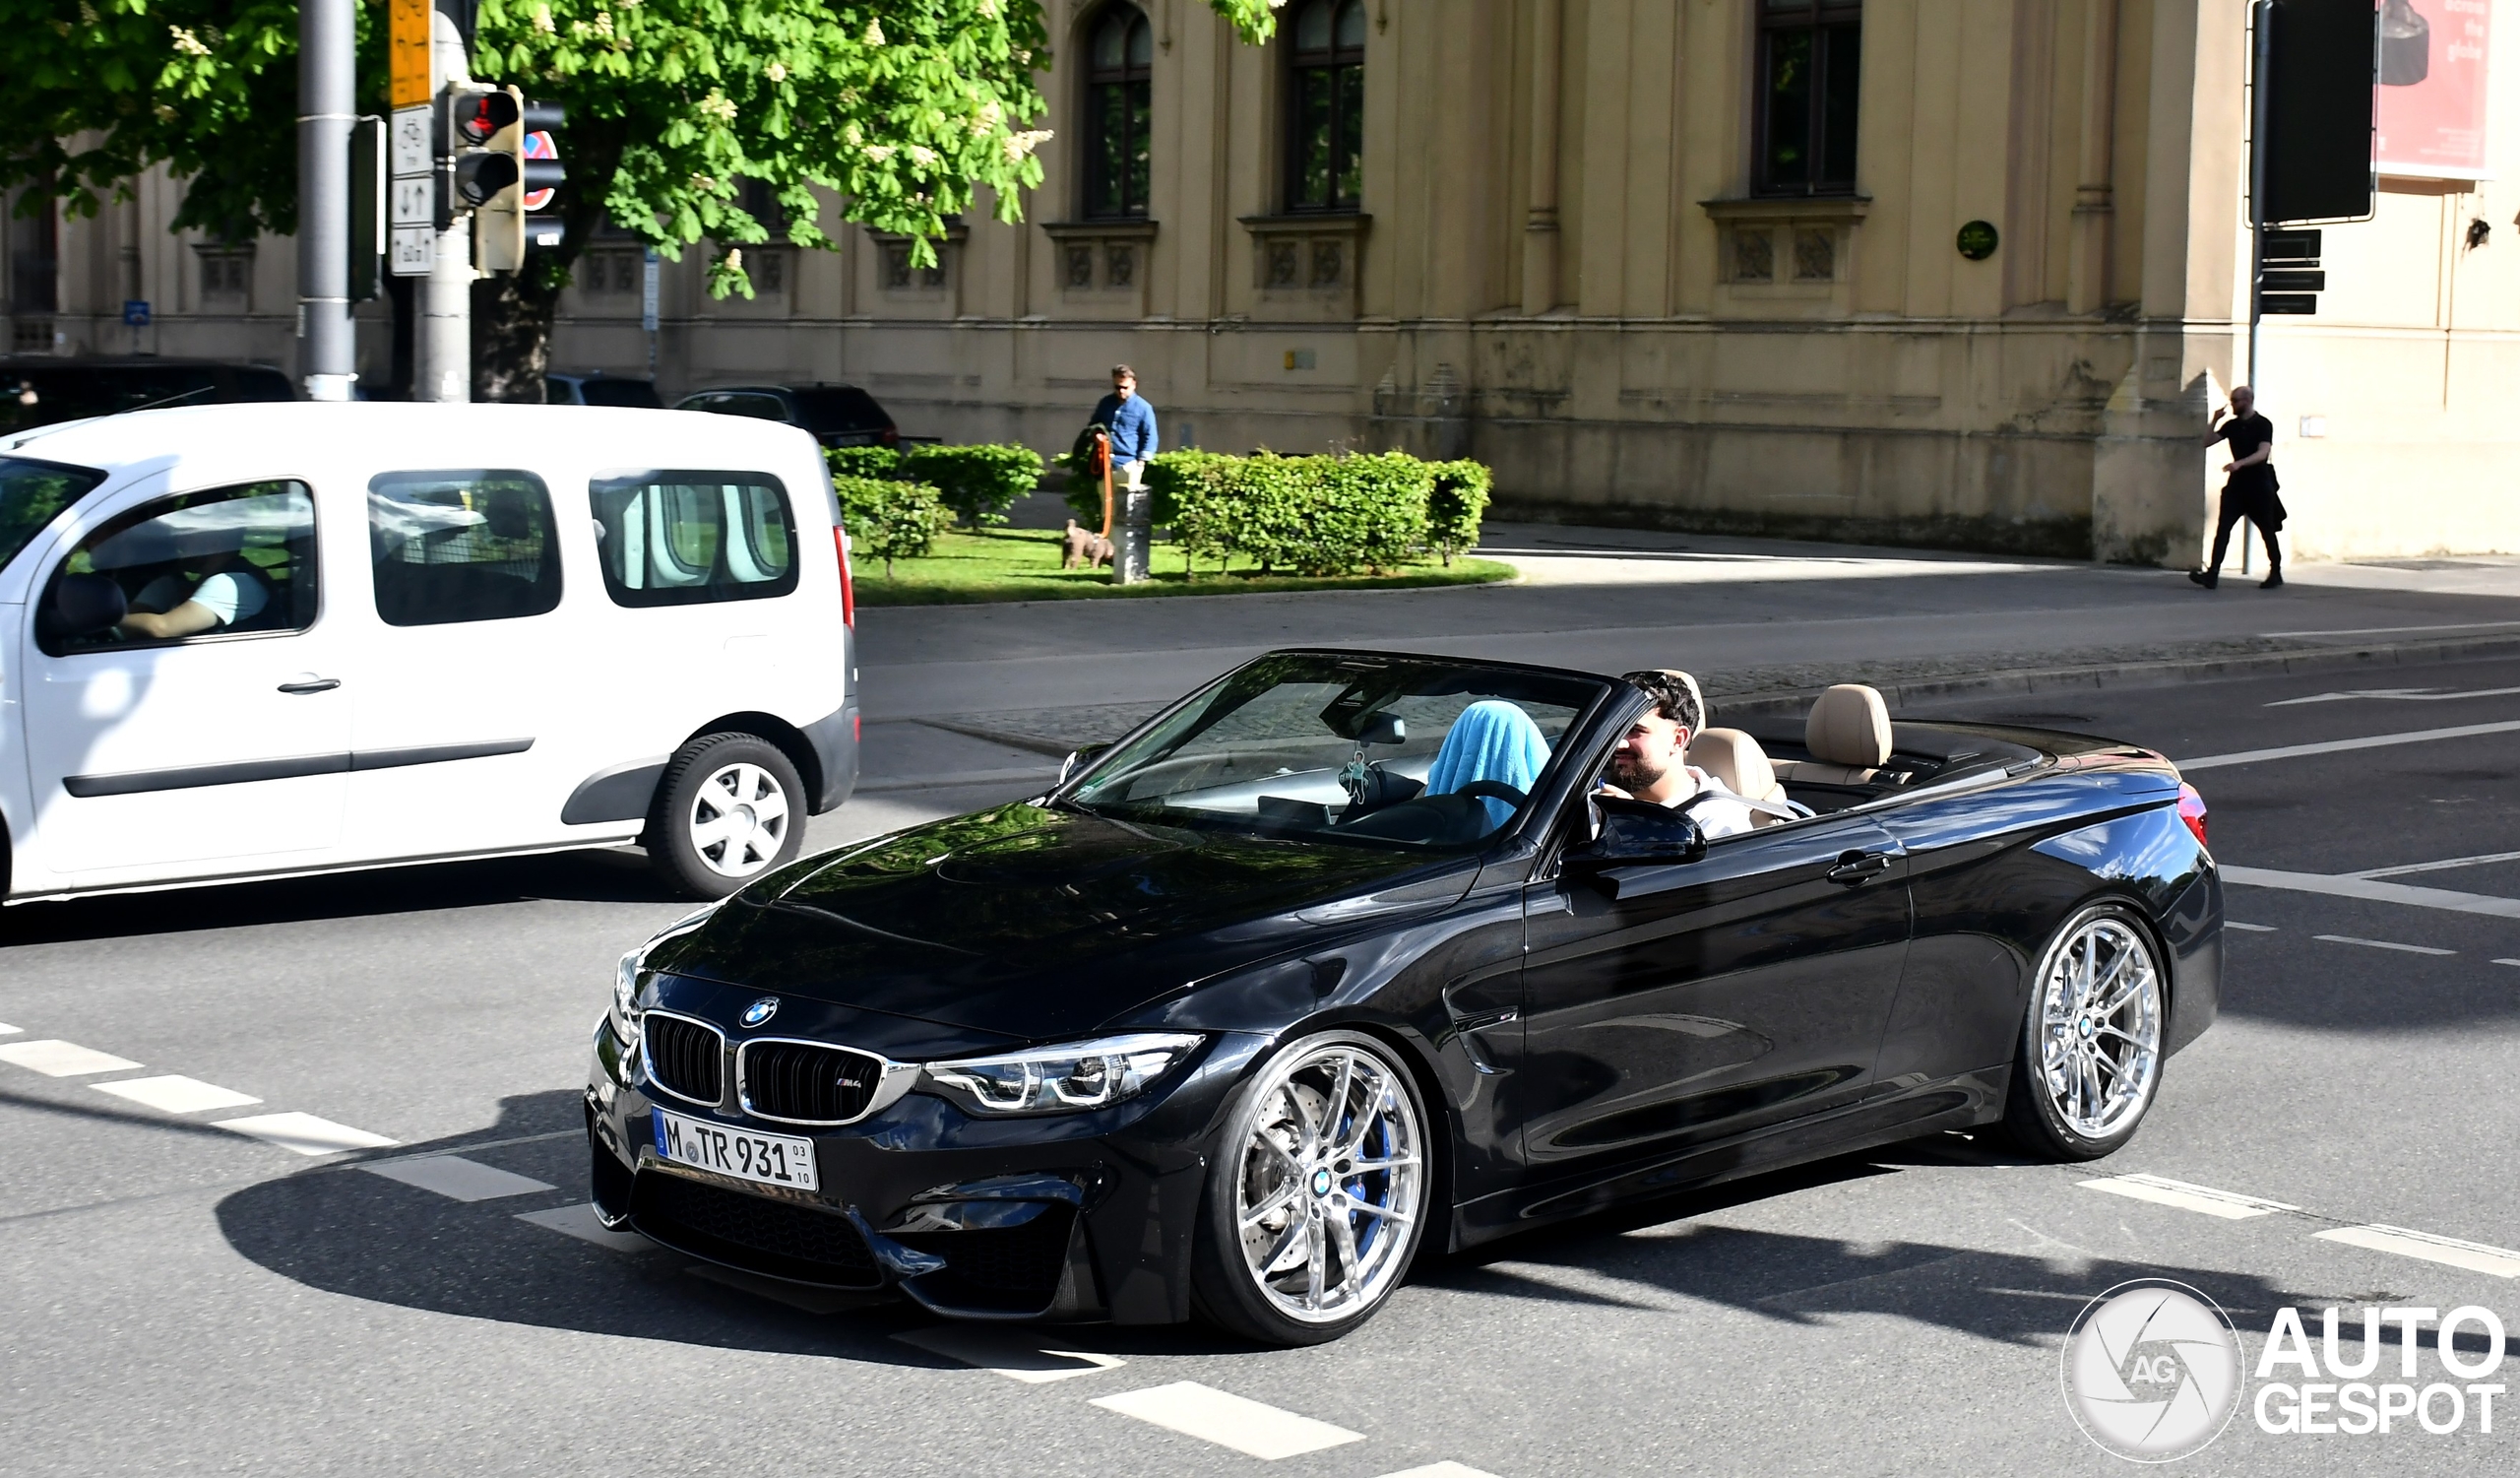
[922,1032,1204,1115]
[610,903,722,1043]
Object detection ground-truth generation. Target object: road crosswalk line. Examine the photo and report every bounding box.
[2079,1174,2300,1219]
[894,1324,1126,1383]
[214,1112,399,1156]
[361,1155,553,1201]
[1090,1382,1364,1459]
[0,1040,143,1076]
[0,1022,19,1035]
[2314,1225,2520,1278]
[91,1075,261,1114]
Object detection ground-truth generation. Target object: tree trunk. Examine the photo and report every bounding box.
[469,118,628,403]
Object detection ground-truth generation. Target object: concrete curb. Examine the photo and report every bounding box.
[1708,631,2520,721]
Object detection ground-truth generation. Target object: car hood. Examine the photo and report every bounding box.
[644,802,1472,1040]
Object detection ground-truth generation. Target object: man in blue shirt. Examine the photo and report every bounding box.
[1091,364,1159,493]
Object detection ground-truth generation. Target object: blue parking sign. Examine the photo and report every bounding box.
[122,299,152,327]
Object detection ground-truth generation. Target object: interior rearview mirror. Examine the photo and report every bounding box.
[1357,711,1407,746]
[1563,795,1708,879]
[49,573,127,640]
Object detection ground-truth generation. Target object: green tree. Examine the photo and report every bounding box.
[0,0,1280,397]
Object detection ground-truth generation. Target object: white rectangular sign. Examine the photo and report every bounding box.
[390,176,435,229]
[390,105,432,177]
[390,225,434,276]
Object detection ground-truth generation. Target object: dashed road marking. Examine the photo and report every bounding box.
[2268,684,2520,707]
[515,1202,654,1252]
[1090,1382,1366,1459]
[0,1022,19,1035]
[1373,1465,1503,1478]
[361,1154,553,1201]
[0,1040,144,1076]
[214,1112,399,1156]
[2079,1174,2300,1220]
[2179,720,2520,772]
[2494,958,2520,968]
[91,1075,261,1114]
[2226,922,2277,932]
[895,1324,1127,1383]
[2314,1225,2520,1279]
[2354,848,2520,879]
[2313,934,2456,956]
[2224,865,2520,920]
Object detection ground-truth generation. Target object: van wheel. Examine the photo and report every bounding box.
[647,734,805,899]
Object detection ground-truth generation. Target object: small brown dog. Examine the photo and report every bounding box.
[1061,519,1114,570]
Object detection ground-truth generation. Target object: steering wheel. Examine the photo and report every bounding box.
[1450,780,1528,807]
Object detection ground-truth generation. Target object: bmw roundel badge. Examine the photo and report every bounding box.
[741,996,780,1028]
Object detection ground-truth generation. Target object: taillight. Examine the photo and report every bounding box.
[879,425,899,448]
[2176,782,2208,848]
[834,525,854,627]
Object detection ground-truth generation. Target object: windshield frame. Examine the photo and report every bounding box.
[0,455,110,581]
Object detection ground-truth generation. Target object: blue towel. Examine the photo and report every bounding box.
[1423,701,1552,829]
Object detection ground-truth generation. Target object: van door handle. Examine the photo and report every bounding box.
[1826,850,1893,886]
[277,677,342,695]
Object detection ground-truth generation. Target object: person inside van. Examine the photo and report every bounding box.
[116,547,269,641]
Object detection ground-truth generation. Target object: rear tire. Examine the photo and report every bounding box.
[646,733,805,900]
[2001,903,2168,1162]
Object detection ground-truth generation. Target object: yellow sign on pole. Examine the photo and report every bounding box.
[389,0,433,108]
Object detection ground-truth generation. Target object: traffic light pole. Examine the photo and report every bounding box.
[2241,0,2273,575]
[297,0,357,401]
[415,2,473,402]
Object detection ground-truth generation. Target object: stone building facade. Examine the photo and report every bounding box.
[11,0,2519,562]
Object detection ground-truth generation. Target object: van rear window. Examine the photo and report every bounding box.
[590,471,797,608]
[368,469,564,626]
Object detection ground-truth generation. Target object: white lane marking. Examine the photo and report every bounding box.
[894,1324,1127,1382]
[1372,1465,1503,1478]
[2079,1174,2300,1220]
[0,1040,143,1077]
[0,1022,19,1035]
[2222,866,2520,920]
[91,1075,261,1114]
[2315,1225,2520,1279]
[516,1202,654,1252]
[213,1112,399,1156]
[2354,848,2520,879]
[1090,1382,1366,1460]
[361,1154,554,1201]
[2313,934,2456,956]
[2267,684,2520,707]
[2262,619,2520,638]
[685,1263,864,1314]
[2178,720,2520,771]
[2226,922,2278,932]
[2496,958,2520,969]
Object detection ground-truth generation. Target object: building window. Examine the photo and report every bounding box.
[1287,0,1365,213]
[1755,0,1861,196]
[1085,4,1153,220]
[197,247,254,304]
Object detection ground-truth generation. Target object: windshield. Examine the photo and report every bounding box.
[579,378,662,409]
[789,386,889,434]
[0,456,107,575]
[1067,654,1606,850]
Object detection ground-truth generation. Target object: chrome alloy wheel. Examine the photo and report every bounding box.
[1232,1043,1425,1323]
[2035,915,2164,1140]
[686,761,791,878]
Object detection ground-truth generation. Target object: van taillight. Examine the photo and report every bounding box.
[834,526,854,627]
[2176,783,2208,848]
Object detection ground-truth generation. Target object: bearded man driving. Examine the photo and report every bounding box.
[1599,669,1756,839]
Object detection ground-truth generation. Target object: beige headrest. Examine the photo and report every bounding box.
[1806,684,1891,768]
[1688,728,1776,802]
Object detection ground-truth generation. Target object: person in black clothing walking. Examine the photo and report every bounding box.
[2191,385,2286,590]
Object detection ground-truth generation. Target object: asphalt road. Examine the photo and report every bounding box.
[4,588,2519,1473]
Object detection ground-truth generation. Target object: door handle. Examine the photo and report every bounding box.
[277,677,342,695]
[1826,850,1893,886]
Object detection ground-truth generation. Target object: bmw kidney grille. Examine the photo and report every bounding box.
[739,1040,885,1125]
[641,1012,726,1107]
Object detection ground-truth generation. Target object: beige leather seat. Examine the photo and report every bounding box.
[1687,727,1791,825]
[1777,683,1891,785]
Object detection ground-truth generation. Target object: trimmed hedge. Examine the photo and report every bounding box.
[1425,459,1492,565]
[826,445,902,481]
[902,443,1044,528]
[1172,452,1437,577]
[832,474,952,576]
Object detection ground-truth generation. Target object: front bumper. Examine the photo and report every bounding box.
[585,1012,1261,1323]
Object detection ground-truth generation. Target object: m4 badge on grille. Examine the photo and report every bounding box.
[741,996,780,1028]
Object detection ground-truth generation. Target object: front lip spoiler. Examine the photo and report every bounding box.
[621,1193,946,1289]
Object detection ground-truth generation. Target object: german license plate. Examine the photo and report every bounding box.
[652,1109,819,1191]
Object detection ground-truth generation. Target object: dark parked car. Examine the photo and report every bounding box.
[546,371,663,408]
[588,651,2220,1344]
[675,382,897,448]
[0,355,293,434]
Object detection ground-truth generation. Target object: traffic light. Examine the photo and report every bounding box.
[436,84,565,270]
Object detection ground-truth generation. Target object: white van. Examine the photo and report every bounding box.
[0,403,858,902]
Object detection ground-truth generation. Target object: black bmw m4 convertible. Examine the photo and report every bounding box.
[587,650,2221,1345]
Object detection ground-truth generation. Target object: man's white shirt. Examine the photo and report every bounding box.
[1660,766,1756,839]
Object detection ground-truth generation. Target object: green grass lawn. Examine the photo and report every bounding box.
[850,526,1516,606]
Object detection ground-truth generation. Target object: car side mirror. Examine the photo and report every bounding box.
[49,573,127,640]
[1563,795,1708,876]
[1059,742,1111,784]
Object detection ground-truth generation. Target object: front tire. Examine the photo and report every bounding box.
[646,733,805,900]
[1190,1031,1431,1347]
[2002,903,2168,1161]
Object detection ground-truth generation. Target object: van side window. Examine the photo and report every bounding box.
[38,481,317,656]
[368,469,563,626]
[590,471,797,607]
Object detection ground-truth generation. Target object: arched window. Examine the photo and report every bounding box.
[1287,0,1365,212]
[1085,4,1153,220]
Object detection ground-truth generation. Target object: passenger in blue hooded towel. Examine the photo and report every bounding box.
[1423,700,1552,830]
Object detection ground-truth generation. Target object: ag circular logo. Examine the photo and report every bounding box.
[2061,1279,2243,1462]
[740,996,779,1028]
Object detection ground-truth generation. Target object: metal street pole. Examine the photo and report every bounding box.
[297,0,357,401]
[2243,0,2273,576]
[412,0,474,402]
